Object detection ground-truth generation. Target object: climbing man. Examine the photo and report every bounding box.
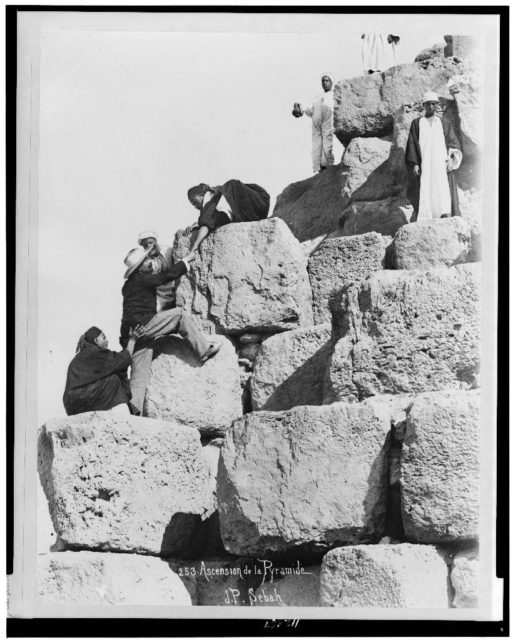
[405,90,463,221]
[292,72,335,174]
[137,230,176,311]
[120,246,220,413]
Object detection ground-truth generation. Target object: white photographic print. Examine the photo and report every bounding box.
[9,7,503,626]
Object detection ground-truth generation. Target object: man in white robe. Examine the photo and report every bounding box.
[361,34,400,74]
[292,73,335,173]
[405,91,463,221]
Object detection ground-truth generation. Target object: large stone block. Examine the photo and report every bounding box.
[326,263,481,401]
[390,218,473,269]
[143,335,241,436]
[217,398,393,556]
[253,566,321,607]
[450,549,479,608]
[308,232,389,324]
[174,218,313,333]
[38,412,216,556]
[400,390,480,543]
[341,136,402,202]
[250,323,332,411]
[336,197,413,239]
[320,544,449,607]
[333,58,462,144]
[272,165,345,243]
[37,551,191,605]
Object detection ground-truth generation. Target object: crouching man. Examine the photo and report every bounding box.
[120,246,220,414]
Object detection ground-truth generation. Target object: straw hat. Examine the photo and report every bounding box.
[124,246,152,279]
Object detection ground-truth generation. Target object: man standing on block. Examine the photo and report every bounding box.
[292,73,335,174]
[405,91,463,221]
[120,246,220,413]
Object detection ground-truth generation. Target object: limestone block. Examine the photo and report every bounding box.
[333,58,462,144]
[143,335,241,437]
[253,566,321,607]
[400,390,480,543]
[174,218,313,333]
[37,551,191,605]
[415,43,446,66]
[450,550,479,608]
[272,165,344,243]
[458,188,482,261]
[341,137,401,202]
[327,263,481,401]
[320,544,449,607]
[217,398,393,556]
[336,197,413,239]
[308,232,389,324]
[250,323,332,411]
[38,412,216,556]
[390,217,473,269]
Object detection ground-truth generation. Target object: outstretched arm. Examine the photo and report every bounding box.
[185,225,210,256]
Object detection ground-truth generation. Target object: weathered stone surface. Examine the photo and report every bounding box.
[333,58,462,144]
[174,218,313,333]
[253,566,321,607]
[341,136,402,202]
[272,165,344,243]
[250,323,332,411]
[320,544,449,607]
[217,398,393,556]
[335,197,413,239]
[390,218,473,269]
[326,263,481,401]
[143,335,241,436]
[415,43,446,66]
[37,552,191,605]
[458,188,482,261]
[400,390,479,543]
[444,35,483,62]
[308,232,389,324]
[450,550,479,608]
[38,412,216,556]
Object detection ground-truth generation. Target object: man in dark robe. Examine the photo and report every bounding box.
[63,326,140,416]
[179,179,270,255]
[405,91,462,221]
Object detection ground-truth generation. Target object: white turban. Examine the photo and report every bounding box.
[138,230,158,244]
[321,72,335,86]
[422,91,440,103]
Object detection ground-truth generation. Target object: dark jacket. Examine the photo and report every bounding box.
[120,261,188,347]
[198,180,270,231]
[63,346,132,415]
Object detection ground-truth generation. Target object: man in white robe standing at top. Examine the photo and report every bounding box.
[405,91,463,221]
[292,73,335,174]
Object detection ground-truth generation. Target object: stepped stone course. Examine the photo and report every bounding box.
[450,550,479,608]
[174,218,313,334]
[143,335,241,436]
[320,544,449,607]
[400,390,480,543]
[390,217,473,269]
[326,263,481,402]
[336,197,413,239]
[37,551,191,605]
[333,57,462,144]
[250,323,332,411]
[38,413,215,557]
[217,398,394,556]
[308,232,389,324]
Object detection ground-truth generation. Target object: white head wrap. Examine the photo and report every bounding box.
[321,72,335,86]
[138,230,158,244]
[422,91,440,104]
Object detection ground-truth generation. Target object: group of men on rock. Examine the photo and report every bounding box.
[63,75,463,418]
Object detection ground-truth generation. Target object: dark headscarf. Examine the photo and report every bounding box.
[76,326,102,353]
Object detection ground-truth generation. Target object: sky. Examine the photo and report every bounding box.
[37,18,449,425]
